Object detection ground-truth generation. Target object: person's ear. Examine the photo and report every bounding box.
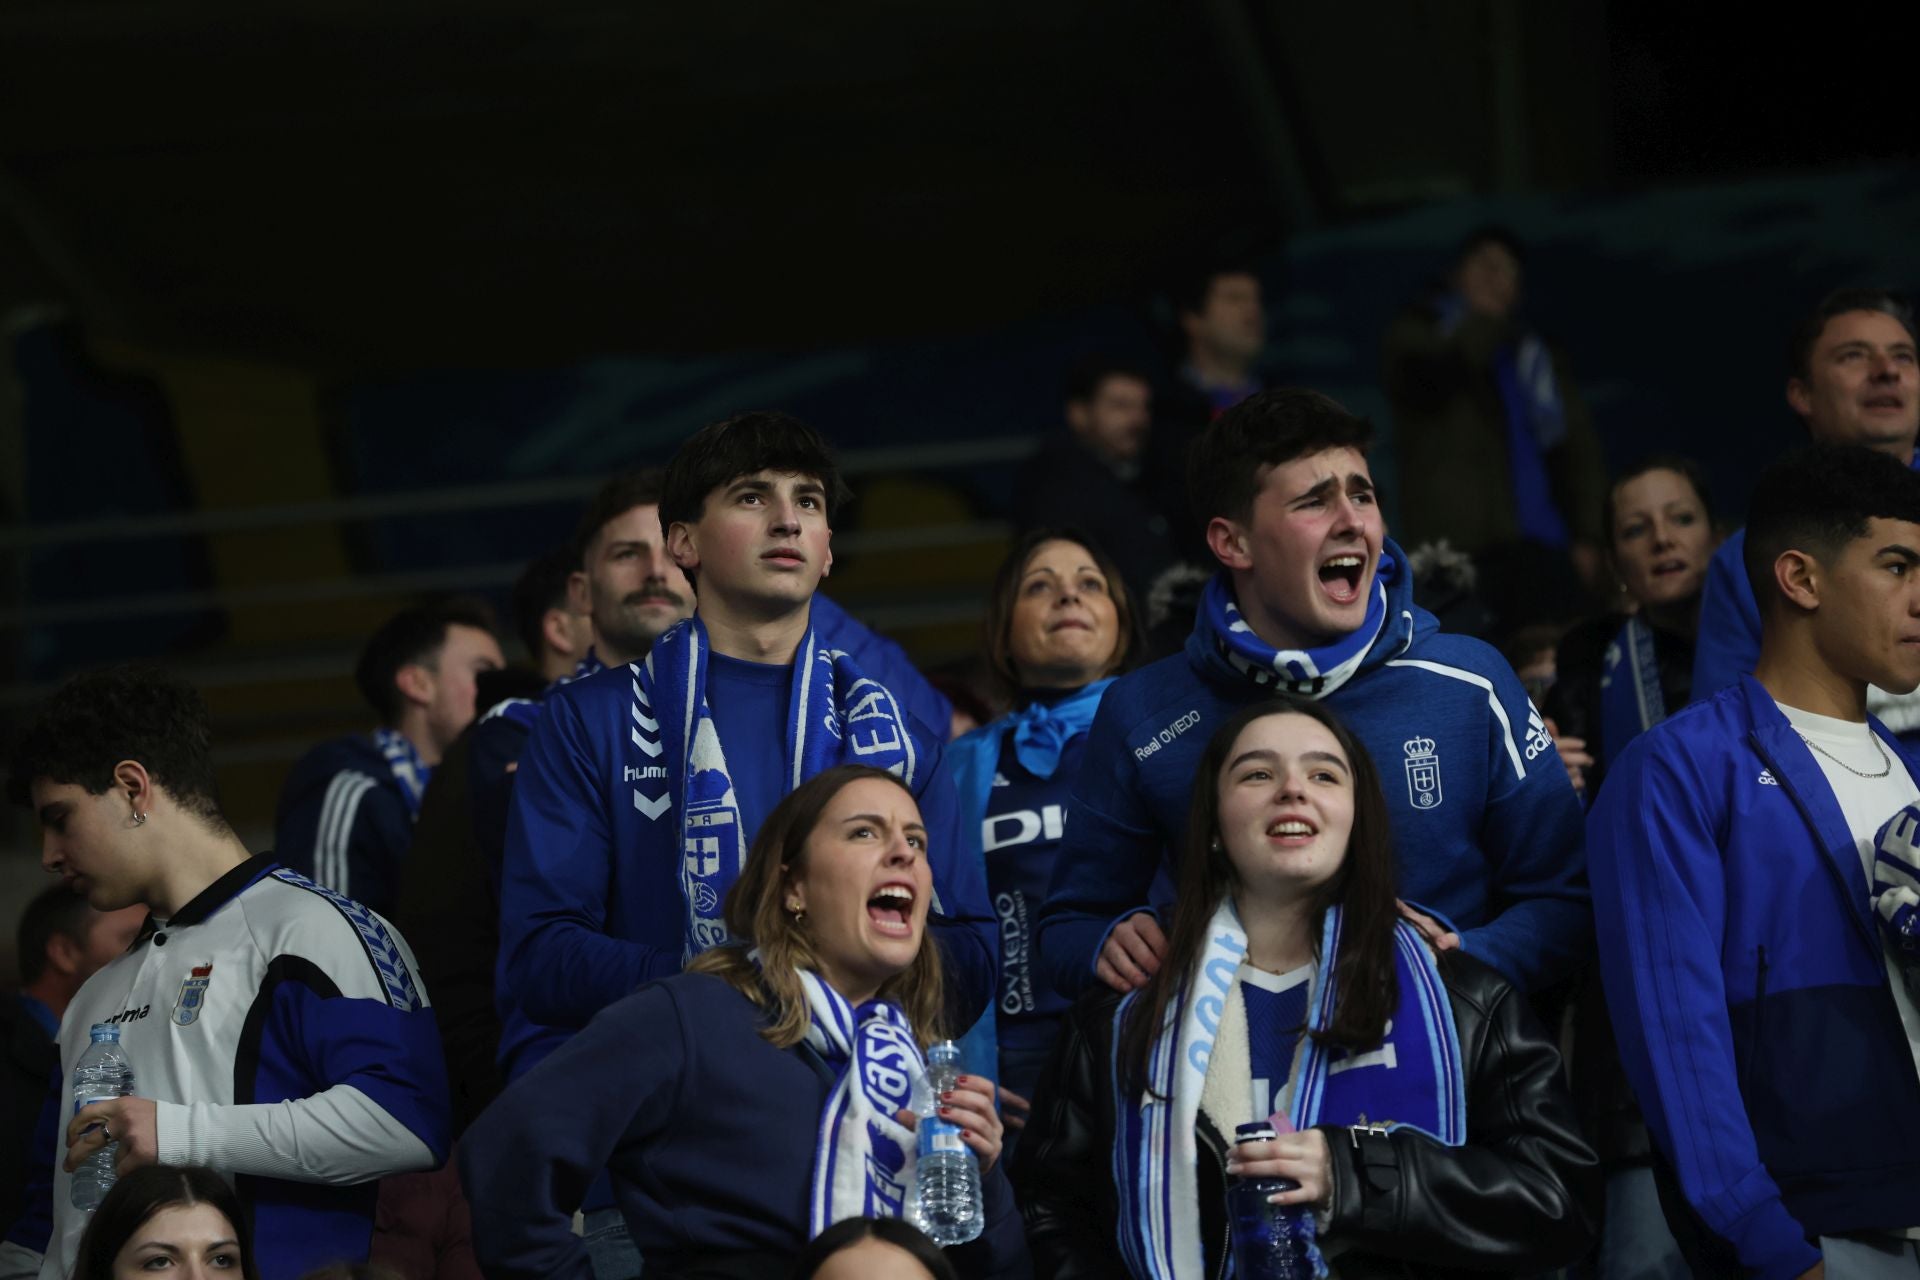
[44,931,84,979]
[1205,517,1253,571]
[394,663,436,710]
[111,760,153,820]
[1786,377,1814,421]
[667,522,698,575]
[1774,549,1821,612]
[822,531,833,580]
[541,608,577,659]
[1065,400,1090,436]
[565,568,591,617]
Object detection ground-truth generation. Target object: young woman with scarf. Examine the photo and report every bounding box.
[1545,457,1716,801]
[1015,699,1598,1279]
[948,529,1138,1131]
[462,765,1029,1280]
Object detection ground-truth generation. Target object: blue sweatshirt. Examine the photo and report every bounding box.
[496,654,995,1044]
[1588,677,1920,1280]
[274,735,415,918]
[1034,539,1589,996]
[460,972,1027,1280]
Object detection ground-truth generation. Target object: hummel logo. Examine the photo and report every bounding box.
[1758,769,1779,787]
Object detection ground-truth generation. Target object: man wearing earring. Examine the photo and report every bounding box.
[7,665,450,1280]
[1590,445,1920,1277]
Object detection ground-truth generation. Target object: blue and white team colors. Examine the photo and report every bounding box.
[1035,537,1589,997]
[40,857,450,1280]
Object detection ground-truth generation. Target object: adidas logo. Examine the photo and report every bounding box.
[992,772,1010,788]
[1758,769,1779,787]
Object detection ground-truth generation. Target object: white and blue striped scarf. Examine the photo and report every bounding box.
[630,615,921,960]
[1188,558,1401,701]
[796,966,926,1234]
[372,727,431,818]
[1112,899,1465,1279]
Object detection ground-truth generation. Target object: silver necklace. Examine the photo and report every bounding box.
[1796,729,1893,779]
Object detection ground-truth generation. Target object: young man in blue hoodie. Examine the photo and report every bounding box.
[497,412,996,1057]
[1034,388,1589,999]
[1590,444,1920,1278]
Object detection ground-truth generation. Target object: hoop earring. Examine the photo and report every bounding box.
[130,811,147,827]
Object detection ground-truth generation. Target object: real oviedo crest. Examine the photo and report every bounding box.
[1403,736,1442,810]
[172,962,213,1027]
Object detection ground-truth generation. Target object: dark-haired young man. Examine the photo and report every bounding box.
[497,412,996,1063]
[1590,445,1920,1276]
[6,666,448,1280]
[2,889,142,1239]
[1012,356,1178,604]
[511,543,593,684]
[1034,389,1588,1001]
[1692,290,1920,729]
[275,598,504,915]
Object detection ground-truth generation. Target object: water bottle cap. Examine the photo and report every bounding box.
[926,1040,963,1067]
[1234,1121,1276,1144]
[88,1023,120,1043]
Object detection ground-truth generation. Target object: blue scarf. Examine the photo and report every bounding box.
[631,615,921,960]
[373,727,431,819]
[1186,556,1404,700]
[1007,679,1116,780]
[1113,900,1464,1280]
[1873,805,1920,980]
[1598,617,1666,774]
[793,964,927,1234]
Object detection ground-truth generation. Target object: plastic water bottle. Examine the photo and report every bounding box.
[1227,1121,1315,1279]
[908,1040,983,1246]
[70,1023,135,1211]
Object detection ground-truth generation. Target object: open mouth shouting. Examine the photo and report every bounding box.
[1863,391,1910,415]
[1317,553,1367,606]
[866,882,917,938]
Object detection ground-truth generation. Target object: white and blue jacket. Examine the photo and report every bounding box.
[1033,539,1590,997]
[1589,676,1920,1279]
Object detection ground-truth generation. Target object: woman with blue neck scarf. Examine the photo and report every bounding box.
[949,529,1137,1128]
[461,765,1028,1280]
[1014,699,1597,1278]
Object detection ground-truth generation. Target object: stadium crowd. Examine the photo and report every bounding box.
[3,241,1920,1280]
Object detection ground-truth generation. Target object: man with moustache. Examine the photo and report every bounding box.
[1692,290,1920,738]
[1034,389,1589,1001]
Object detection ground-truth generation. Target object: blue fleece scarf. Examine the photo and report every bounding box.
[1598,617,1666,773]
[1113,901,1464,1280]
[1007,679,1116,780]
[631,615,921,960]
[1187,554,1399,700]
[1872,804,1920,979]
[373,727,431,819]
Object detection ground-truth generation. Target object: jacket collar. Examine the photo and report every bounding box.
[136,854,279,941]
[1735,675,1893,954]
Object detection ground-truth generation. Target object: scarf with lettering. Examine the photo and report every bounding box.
[793,963,927,1235]
[1112,898,1464,1280]
[1872,803,1920,980]
[632,616,920,960]
[373,727,431,819]
[1187,553,1402,701]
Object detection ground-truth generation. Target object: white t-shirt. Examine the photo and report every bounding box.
[1778,701,1920,1238]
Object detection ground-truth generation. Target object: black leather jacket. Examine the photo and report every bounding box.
[1012,951,1600,1279]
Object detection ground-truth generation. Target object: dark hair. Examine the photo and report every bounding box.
[510,544,580,662]
[1452,223,1526,271]
[1063,354,1152,406]
[980,528,1139,701]
[1744,444,1920,607]
[790,1216,957,1280]
[1172,258,1259,320]
[660,411,850,534]
[1600,454,1715,549]
[296,1266,406,1280]
[1789,288,1918,382]
[1117,698,1401,1096]
[573,467,667,563]
[7,665,226,825]
[688,765,947,1049]
[352,596,497,724]
[74,1165,255,1280]
[1185,388,1374,531]
[17,884,95,984]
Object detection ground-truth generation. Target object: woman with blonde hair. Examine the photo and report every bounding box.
[462,765,1028,1280]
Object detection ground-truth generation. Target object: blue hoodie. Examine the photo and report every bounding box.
[1589,677,1920,1279]
[274,734,415,917]
[1033,538,1589,997]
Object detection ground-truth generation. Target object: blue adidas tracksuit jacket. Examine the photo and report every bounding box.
[1033,540,1590,997]
[1589,676,1920,1279]
[497,659,996,1045]
[275,735,414,917]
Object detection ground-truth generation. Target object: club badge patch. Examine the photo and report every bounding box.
[172,962,213,1026]
[1404,736,1442,810]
